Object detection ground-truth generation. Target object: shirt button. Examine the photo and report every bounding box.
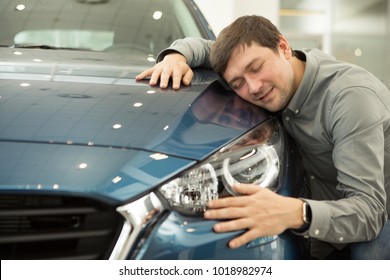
[314,229,320,235]
[295,109,300,114]
[339,237,344,242]
[285,117,290,121]
[310,175,315,180]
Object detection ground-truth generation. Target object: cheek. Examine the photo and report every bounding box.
[235,89,250,102]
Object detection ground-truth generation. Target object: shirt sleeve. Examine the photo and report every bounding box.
[156,37,214,68]
[296,86,389,244]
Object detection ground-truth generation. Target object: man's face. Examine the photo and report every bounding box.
[223,41,296,112]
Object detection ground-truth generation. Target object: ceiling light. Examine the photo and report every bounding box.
[354,48,362,57]
[76,0,109,4]
[147,56,156,62]
[279,9,324,16]
[153,11,163,20]
[15,4,25,11]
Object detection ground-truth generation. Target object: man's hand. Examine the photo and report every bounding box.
[204,183,305,249]
[135,52,194,90]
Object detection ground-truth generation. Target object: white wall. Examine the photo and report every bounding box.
[194,0,279,36]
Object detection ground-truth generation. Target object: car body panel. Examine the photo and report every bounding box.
[135,212,302,260]
[0,49,271,203]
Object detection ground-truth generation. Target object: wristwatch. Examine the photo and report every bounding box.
[302,201,312,224]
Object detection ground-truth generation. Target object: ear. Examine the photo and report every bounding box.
[278,35,292,59]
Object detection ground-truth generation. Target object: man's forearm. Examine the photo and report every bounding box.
[157,37,214,68]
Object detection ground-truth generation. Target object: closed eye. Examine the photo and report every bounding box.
[230,79,244,90]
[252,64,263,73]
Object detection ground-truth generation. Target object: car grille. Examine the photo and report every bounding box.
[0,194,123,260]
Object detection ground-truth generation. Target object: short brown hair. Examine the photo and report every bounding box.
[210,15,282,76]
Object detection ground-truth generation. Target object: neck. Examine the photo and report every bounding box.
[291,56,305,93]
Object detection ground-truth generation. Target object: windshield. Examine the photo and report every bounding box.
[0,0,210,56]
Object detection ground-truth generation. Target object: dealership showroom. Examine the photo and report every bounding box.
[1,0,389,276]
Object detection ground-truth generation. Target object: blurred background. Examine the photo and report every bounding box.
[195,0,389,88]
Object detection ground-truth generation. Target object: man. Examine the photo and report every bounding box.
[136,15,390,259]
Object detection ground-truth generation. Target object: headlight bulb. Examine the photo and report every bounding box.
[159,163,218,215]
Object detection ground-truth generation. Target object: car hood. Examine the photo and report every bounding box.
[0,49,270,204]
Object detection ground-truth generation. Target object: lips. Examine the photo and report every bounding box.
[258,87,274,102]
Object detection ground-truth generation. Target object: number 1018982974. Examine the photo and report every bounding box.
[212,266,272,276]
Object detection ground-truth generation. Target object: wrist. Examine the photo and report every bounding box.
[302,201,312,224]
[296,200,311,232]
[165,51,187,63]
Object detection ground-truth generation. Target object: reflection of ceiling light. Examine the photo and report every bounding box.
[150,153,168,160]
[112,124,122,129]
[53,184,60,189]
[20,83,30,87]
[13,51,23,55]
[15,4,25,11]
[79,163,88,169]
[112,176,122,184]
[153,11,163,20]
[133,102,143,107]
[146,90,155,94]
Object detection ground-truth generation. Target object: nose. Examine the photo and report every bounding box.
[246,78,262,97]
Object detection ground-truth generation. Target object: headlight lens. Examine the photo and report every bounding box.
[157,119,284,215]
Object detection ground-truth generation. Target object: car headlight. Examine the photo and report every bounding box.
[157,118,284,216]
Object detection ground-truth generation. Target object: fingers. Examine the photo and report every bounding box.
[228,229,261,249]
[231,183,262,195]
[135,68,155,81]
[206,184,262,210]
[136,65,192,89]
[205,204,246,220]
[135,52,193,89]
[206,213,264,249]
[203,183,275,249]
[182,69,194,86]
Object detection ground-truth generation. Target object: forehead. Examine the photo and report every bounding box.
[224,43,272,80]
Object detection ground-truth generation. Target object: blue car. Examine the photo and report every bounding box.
[0,0,303,260]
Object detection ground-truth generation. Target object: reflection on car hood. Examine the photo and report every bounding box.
[0,49,270,203]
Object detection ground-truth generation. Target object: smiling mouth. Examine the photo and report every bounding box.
[258,87,274,101]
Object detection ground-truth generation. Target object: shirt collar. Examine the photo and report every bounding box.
[285,49,319,115]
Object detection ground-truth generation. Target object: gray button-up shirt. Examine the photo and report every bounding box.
[158,38,390,259]
[284,49,389,258]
